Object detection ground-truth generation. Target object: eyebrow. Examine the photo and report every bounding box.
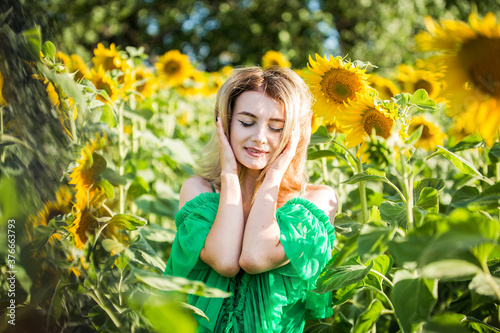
[236,111,285,123]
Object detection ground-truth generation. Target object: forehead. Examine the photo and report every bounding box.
[233,91,284,118]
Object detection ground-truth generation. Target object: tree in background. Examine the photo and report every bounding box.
[31,0,498,71]
[324,0,498,73]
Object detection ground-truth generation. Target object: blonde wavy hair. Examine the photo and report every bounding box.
[196,66,312,205]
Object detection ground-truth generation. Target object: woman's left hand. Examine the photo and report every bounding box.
[266,127,300,180]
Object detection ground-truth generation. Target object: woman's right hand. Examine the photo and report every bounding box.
[216,117,239,176]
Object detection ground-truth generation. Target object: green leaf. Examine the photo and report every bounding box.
[357,224,393,262]
[428,146,483,177]
[395,92,412,113]
[127,177,150,201]
[413,178,445,203]
[407,124,423,147]
[102,238,127,255]
[368,254,394,287]
[307,149,338,160]
[136,270,231,298]
[97,179,115,201]
[23,26,42,58]
[333,214,363,238]
[393,270,437,333]
[332,281,365,305]
[42,41,56,61]
[315,257,374,293]
[106,214,147,230]
[33,225,57,250]
[420,259,481,281]
[329,235,359,268]
[450,186,480,208]
[416,187,439,213]
[353,299,384,333]
[135,194,178,218]
[488,141,500,163]
[140,224,176,243]
[469,273,500,300]
[422,312,470,333]
[342,169,387,185]
[310,126,331,145]
[102,168,127,186]
[409,89,436,111]
[142,298,198,333]
[379,201,406,226]
[126,235,166,272]
[368,206,382,222]
[450,133,484,152]
[100,104,117,127]
[180,302,209,321]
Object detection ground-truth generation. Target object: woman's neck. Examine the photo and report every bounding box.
[239,168,260,201]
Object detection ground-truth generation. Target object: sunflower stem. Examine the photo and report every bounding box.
[401,154,414,231]
[69,107,77,145]
[320,143,330,184]
[118,101,125,214]
[356,156,369,224]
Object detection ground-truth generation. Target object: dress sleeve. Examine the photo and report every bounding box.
[276,197,336,288]
[164,192,220,278]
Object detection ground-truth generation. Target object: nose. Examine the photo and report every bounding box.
[251,124,267,145]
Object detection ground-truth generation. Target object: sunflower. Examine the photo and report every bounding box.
[262,50,292,68]
[0,69,7,106]
[204,71,225,96]
[311,113,323,134]
[337,92,396,155]
[305,54,371,124]
[369,74,400,100]
[408,116,447,150]
[68,133,108,211]
[67,209,98,249]
[397,64,444,101]
[56,51,90,81]
[155,50,194,87]
[133,66,158,100]
[220,66,233,76]
[177,69,208,96]
[27,186,73,242]
[92,43,129,74]
[415,12,500,144]
[89,66,119,103]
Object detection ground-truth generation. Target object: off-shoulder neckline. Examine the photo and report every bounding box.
[176,191,330,225]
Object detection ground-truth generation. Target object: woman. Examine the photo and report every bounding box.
[164,66,337,332]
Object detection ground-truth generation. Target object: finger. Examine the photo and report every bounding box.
[216,117,231,148]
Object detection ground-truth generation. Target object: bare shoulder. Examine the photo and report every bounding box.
[303,184,338,224]
[179,176,215,210]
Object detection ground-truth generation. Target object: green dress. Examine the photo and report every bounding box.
[164,192,335,332]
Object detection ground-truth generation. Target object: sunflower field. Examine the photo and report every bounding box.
[1,1,500,332]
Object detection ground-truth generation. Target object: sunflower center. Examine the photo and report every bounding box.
[104,56,119,71]
[459,37,500,97]
[321,68,360,103]
[164,61,181,75]
[362,109,393,138]
[95,78,112,97]
[414,79,434,96]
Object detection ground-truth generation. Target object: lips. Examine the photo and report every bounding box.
[244,147,268,157]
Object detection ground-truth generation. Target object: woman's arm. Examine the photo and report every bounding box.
[199,118,245,277]
[239,130,300,274]
[239,173,289,274]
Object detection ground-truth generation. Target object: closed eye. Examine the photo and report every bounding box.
[270,127,283,133]
[238,120,253,127]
